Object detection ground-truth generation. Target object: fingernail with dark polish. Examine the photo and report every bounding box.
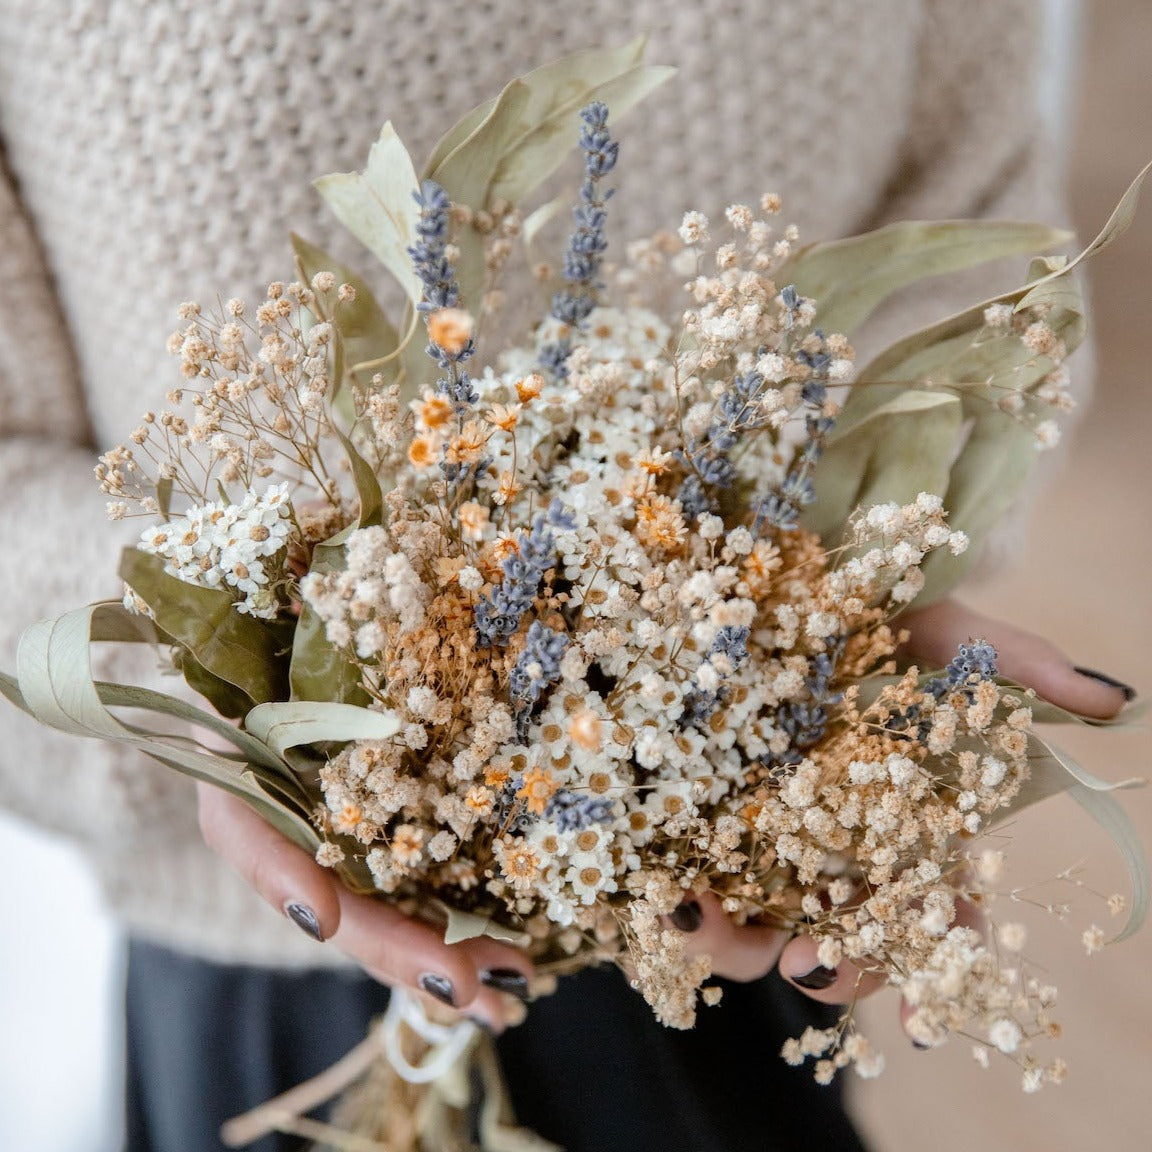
[480,968,531,1001]
[419,972,457,1007]
[285,901,324,942]
[791,965,839,990]
[1074,667,1137,701]
[912,1039,931,1051]
[669,900,703,933]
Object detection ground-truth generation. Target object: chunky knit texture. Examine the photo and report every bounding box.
[0,0,1069,966]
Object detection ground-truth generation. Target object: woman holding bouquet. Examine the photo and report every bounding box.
[0,2,1132,1150]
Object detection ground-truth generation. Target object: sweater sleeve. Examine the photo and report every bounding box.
[0,155,193,848]
[0,158,343,966]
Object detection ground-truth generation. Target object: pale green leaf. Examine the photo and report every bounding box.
[423,37,649,176]
[87,601,161,645]
[436,901,533,949]
[486,63,676,206]
[1027,695,1151,727]
[334,424,383,529]
[244,700,401,759]
[989,730,1147,942]
[425,41,672,316]
[522,196,566,250]
[1023,158,1152,289]
[313,122,423,307]
[1067,784,1148,942]
[803,391,961,541]
[6,606,320,854]
[783,219,1070,337]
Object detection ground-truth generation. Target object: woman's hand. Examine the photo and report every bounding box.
[666,892,887,1004]
[196,783,533,1031]
[899,596,1134,720]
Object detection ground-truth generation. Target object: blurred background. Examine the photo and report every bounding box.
[1,1,1149,1148]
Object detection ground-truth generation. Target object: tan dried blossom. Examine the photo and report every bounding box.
[634,494,687,551]
[408,434,439,469]
[485,402,522,432]
[415,393,454,431]
[457,501,491,542]
[426,308,475,354]
[445,421,491,466]
[517,765,560,816]
[515,372,546,403]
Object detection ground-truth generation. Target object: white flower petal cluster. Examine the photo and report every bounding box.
[137,482,292,618]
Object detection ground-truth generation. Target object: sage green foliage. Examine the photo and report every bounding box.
[309,37,673,398]
[119,548,291,711]
[0,605,319,853]
[424,37,674,321]
[0,48,1147,948]
[287,426,382,707]
[796,162,1152,606]
[292,231,402,406]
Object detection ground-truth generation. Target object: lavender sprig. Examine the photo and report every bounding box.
[474,500,576,647]
[538,102,618,379]
[753,324,838,534]
[761,641,845,772]
[408,179,482,498]
[682,624,752,726]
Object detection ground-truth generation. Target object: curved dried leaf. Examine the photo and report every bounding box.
[314,122,422,307]
[784,220,1070,337]
[291,232,401,393]
[803,391,961,541]
[423,37,648,176]
[990,731,1147,942]
[244,700,401,759]
[486,63,676,205]
[437,901,533,949]
[7,605,318,853]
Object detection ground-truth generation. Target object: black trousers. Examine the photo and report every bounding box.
[125,939,870,1152]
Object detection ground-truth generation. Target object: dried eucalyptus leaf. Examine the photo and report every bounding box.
[486,62,676,206]
[437,901,533,949]
[334,424,383,529]
[423,37,648,177]
[1024,158,1152,287]
[990,732,1147,941]
[87,601,161,645]
[244,700,401,759]
[784,219,1070,337]
[120,548,290,705]
[803,390,961,540]
[8,606,318,851]
[314,122,423,307]
[1067,784,1149,942]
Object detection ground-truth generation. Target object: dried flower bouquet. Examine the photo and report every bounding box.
[2,39,1147,1146]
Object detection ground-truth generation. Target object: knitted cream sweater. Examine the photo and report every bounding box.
[0,0,1068,967]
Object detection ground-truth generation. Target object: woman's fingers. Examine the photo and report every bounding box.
[901,597,1133,719]
[196,782,342,942]
[777,933,886,1005]
[668,892,788,982]
[334,890,532,1030]
[197,783,532,1031]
